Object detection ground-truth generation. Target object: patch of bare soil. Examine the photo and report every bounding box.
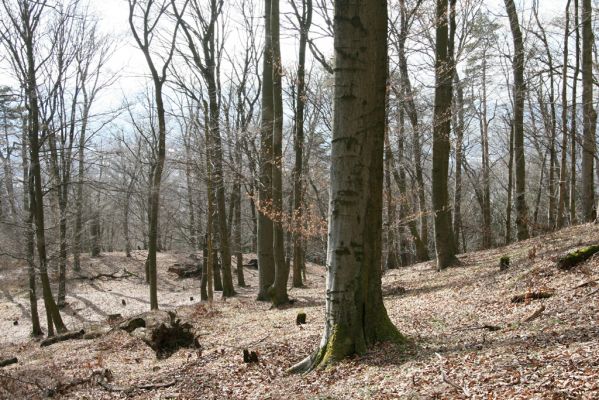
[1,224,599,399]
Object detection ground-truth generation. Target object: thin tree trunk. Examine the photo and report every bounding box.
[269,0,289,305]
[291,0,311,288]
[557,0,571,228]
[398,0,429,261]
[22,124,42,336]
[452,72,464,250]
[506,118,514,244]
[480,54,492,249]
[504,0,530,240]
[570,0,580,224]
[581,0,596,221]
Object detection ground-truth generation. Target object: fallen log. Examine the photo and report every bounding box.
[557,245,599,270]
[40,330,85,347]
[511,290,554,303]
[74,268,138,281]
[0,357,17,368]
[167,263,201,279]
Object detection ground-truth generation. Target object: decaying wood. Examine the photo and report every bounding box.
[0,357,17,368]
[75,268,139,281]
[522,305,545,323]
[511,290,554,303]
[167,263,202,279]
[118,311,198,358]
[98,378,177,394]
[40,330,85,347]
[455,324,501,332]
[556,245,599,270]
[243,349,259,363]
[296,312,306,325]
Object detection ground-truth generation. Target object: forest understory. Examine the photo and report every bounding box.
[1,223,598,399]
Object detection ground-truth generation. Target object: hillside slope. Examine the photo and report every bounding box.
[1,224,598,399]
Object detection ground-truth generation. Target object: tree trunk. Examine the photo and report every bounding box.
[290,0,404,372]
[480,54,492,249]
[22,125,42,337]
[291,0,312,288]
[570,0,580,224]
[581,0,596,221]
[452,72,464,250]
[269,0,289,306]
[432,0,457,270]
[398,0,429,261]
[557,0,571,229]
[504,0,530,240]
[506,118,514,244]
[257,0,276,301]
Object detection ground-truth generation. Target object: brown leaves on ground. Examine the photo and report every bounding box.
[1,224,598,399]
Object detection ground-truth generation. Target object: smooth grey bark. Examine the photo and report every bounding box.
[290,0,404,372]
[452,72,464,250]
[581,0,596,221]
[269,0,289,306]
[504,0,530,240]
[21,121,42,336]
[557,0,571,228]
[432,0,457,270]
[570,0,580,224]
[257,0,275,301]
[290,0,312,287]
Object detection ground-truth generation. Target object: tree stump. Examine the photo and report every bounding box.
[499,256,510,271]
[118,311,198,359]
[296,313,307,325]
[243,349,259,363]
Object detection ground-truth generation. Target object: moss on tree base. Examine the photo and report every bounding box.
[288,313,407,374]
[557,245,599,270]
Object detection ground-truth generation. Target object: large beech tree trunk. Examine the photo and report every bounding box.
[432,0,457,270]
[290,0,404,372]
[269,0,289,306]
[504,0,530,240]
[257,0,276,301]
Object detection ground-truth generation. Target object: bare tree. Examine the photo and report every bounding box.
[128,0,183,309]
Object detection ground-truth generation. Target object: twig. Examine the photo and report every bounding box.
[454,324,501,332]
[0,371,46,392]
[435,353,471,397]
[571,278,598,290]
[74,268,138,281]
[522,305,545,323]
[98,378,178,394]
[40,329,85,347]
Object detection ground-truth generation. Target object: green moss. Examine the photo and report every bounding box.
[557,244,599,270]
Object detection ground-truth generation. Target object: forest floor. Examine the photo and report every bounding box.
[1,224,599,399]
